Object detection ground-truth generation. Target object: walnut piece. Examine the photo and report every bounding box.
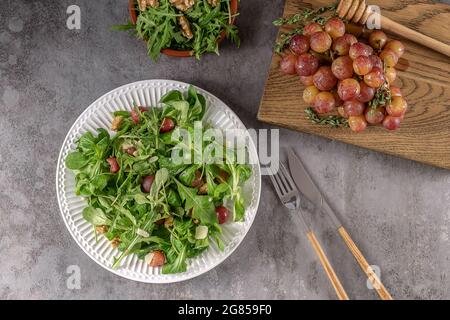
[207,0,219,7]
[111,236,121,249]
[178,16,193,39]
[170,0,195,12]
[198,183,208,195]
[139,0,159,11]
[111,116,123,131]
[147,0,159,8]
[164,216,174,228]
[95,225,108,234]
[138,0,147,11]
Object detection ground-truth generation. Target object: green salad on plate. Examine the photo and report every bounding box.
[65,86,252,274]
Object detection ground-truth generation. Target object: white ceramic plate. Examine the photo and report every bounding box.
[56,80,261,283]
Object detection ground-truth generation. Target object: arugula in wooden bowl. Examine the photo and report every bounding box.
[115,0,240,61]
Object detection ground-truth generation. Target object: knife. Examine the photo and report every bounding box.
[287,148,393,300]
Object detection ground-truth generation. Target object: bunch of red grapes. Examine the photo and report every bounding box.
[280,17,407,132]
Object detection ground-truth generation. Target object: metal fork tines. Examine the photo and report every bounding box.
[268,162,349,300]
[268,163,308,232]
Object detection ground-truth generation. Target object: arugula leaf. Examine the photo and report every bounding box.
[114,205,137,226]
[213,182,229,199]
[167,188,182,208]
[187,85,206,120]
[161,90,184,103]
[65,152,89,170]
[111,22,135,31]
[91,174,109,191]
[179,165,200,186]
[174,179,217,225]
[168,100,190,125]
[82,206,110,226]
[162,244,187,274]
[150,168,169,199]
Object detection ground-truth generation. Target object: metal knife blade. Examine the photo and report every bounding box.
[287,148,342,228]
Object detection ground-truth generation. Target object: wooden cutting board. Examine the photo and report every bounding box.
[258,0,450,169]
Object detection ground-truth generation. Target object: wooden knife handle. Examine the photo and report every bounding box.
[338,227,393,300]
[307,231,350,300]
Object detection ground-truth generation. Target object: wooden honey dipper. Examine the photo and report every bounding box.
[336,0,450,57]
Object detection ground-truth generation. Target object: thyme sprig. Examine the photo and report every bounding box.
[273,2,339,53]
[369,62,392,108]
[305,107,349,128]
[369,82,392,108]
[274,26,304,53]
[273,9,315,26]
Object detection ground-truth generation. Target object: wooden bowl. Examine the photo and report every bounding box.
[128,0,239,57]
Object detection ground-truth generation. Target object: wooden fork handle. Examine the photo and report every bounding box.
[307,231,350,300]
[338,227,393,300]
[380,16,450,57]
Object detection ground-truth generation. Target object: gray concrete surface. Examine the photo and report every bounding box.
[1,0,450,300]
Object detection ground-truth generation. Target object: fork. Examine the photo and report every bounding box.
[269,163,350,300]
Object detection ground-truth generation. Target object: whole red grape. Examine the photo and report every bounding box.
[357,81,375,103]
[353,55,373,76]
[310,31,332,53]
[343,99,365,116]
[331,56,354,80]
[290,34,310,55]
[385,40,405,58]
[106,157,120,173]
[303,86,320,104]
[280,53,297,75]
[313,66,337,91]
[300,75,314,86]
[379,48,399,67]
[364,67,385,88]
[337,106,348,118]
[349,42,374,60]
[368,30,387,49]
[295,53,320,76]
[313,92,336,114]
[131,108,140,124]
[386,96,407,117]
[348,115,367,132]
[385,67,397,84]
[141,175,155,193]
[324,17,345,39]
[338,78,360,101]
[148,251,165,267]
[216,206,229,224]
[369,55,383,70]
[160,118,175,133]
[382,115,402,130]
[365,107,385,124]
[303,23,323,37]
[390,86,402,97]
[333,34,358,55]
